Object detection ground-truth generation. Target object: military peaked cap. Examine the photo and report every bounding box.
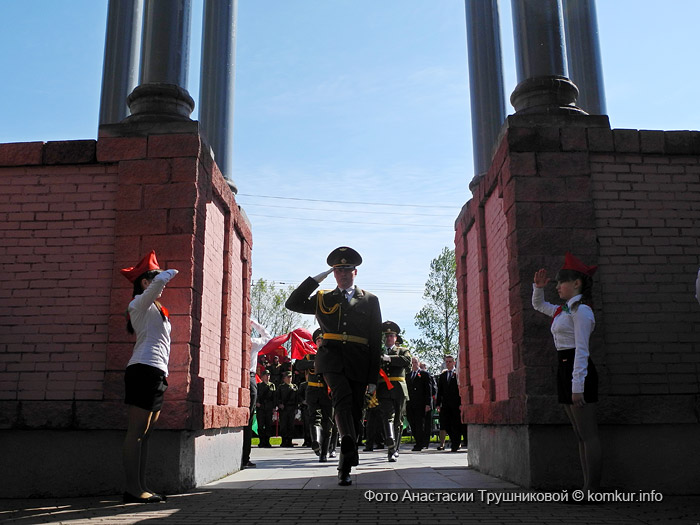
[327,246,362,268]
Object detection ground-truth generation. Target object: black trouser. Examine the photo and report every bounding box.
[323,372,366,439]
[440,404,463,450]
[242,372,257,464]
[258,406,275,444]
[307,388,333,434]
[379,392,406,450]
[406,403,428,448]
[279,407,296,441]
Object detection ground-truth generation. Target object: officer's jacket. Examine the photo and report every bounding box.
[376,345,411,399]
[285,277,381,384]
[277,382,298,408]
[257,380,277,408]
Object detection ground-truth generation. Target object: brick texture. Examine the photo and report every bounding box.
[455,122,700,427]
[0,136,252,431]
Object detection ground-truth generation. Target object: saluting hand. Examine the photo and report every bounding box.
[313,268,333,283]
[533,269,550,289]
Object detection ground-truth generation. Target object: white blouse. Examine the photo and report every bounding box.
[127,269,178,375]
[532,285,595,394]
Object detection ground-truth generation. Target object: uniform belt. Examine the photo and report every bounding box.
[308,381,326,388]
[323,333,369,345]
[387,377,405,382]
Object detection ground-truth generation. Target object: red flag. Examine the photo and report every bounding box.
[290,331,317,360]
[258,333,290,357]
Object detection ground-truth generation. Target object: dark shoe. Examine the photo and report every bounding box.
[375,443,385,449]
[451,445,460,452]
[123,492,162,504]
[311,426,322,456]
[243,461,256,468]
[338,470,352,486]
[319,455,328,463]
[411,445,422,452]
[329,449,337,458]
[363,445,374,452]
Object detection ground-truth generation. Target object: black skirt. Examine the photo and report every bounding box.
[124,363,168,412]
[557,349,598,404]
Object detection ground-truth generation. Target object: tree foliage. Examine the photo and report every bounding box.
[250,278,311,337]
[412,247,458,371]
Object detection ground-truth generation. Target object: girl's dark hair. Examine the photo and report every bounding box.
[554,269,594,310]
[126,270,163,334]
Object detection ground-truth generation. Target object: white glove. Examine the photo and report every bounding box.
[366,383,377,395]
[382,355,391,362]
[312,268,333,283]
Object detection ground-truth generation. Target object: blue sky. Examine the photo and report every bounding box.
[2,0,699,341]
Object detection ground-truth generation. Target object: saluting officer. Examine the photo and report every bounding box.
[277,371,298,447]
[376,321,411,462]
[285,246,382,486]
[296,328,334,462]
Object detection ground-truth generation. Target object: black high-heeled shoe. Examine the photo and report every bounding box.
[123,492,163,504]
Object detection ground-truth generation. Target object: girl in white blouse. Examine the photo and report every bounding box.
[532,252,601,493]
[120,251,178,504]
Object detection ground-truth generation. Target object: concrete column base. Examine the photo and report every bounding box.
[468,423,700,494]
[0,427,243,498]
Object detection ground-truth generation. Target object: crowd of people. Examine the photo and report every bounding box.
[118,245,613,499]
[249,326,466,460]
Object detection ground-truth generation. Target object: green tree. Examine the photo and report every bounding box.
[250,278,311,337]
[412,247,458,371]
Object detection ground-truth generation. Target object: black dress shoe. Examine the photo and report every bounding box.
[338,470,352,486]
[123,492,162,504]
[243,461,256,468]
[319,455,328,463]
[411,445,422,451]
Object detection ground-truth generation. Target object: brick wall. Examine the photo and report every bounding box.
[455,115,700,428]
[0,141,116,405]
[0,134,252,431]
[589,130,700,403]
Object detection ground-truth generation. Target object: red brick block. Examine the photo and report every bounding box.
[171,157,199,183]
[115,209,168,235]
[96,137,148,162]
[508,152,537,176]
[0,142,44,166]
[507,126,560,152]
[114,184,143,211]
[145,182,198,210]
[587,128,614,152]
[639,130,665,153]
[613,129,640,153]
[148,134,201,159]
[43,140,97,165]
[119,158,171,185]
[664,131,695,154]
[537,152,590,176]
[513,177,567,202]
[561,127,588,151]
[217,382,229,405]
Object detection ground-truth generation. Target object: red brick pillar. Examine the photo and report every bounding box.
[455,113,609,487]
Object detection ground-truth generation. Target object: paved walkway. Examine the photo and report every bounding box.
[1,441,699,524]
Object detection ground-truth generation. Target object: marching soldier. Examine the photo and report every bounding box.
[376,321,411,462]
[285,246,381,486]
[296,328,334,462]
[277,371,298,447]
[256,370,276,448]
